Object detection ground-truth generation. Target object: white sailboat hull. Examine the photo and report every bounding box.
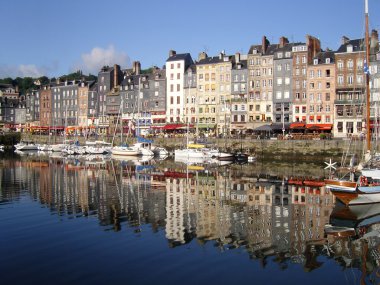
[111,146,140,156]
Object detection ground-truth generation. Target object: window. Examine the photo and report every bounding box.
[277,78,282,85]
[338,75,344,85]
[177,73,180,79]
[347,75,353,85]
[337,61,343,70]
[177,84,180,91]
[347,59,354,70]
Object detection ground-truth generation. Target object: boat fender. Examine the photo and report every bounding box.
[360,176,368,186]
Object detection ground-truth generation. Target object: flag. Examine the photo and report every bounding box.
[364,60,370,75]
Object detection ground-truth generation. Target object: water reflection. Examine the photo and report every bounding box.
[2,154,380,283]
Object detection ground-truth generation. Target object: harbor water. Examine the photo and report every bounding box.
[1,151,380,285]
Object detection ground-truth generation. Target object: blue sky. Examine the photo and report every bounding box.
[1,0,379,78]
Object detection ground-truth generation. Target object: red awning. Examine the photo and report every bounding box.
[290,122,306,129]
[163,124,186,130]
[309,115,314,120]
[316,115,322,120]
[306,124,333,130]
[302,116,306,121]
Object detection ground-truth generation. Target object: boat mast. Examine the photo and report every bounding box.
[365,0,371,151]
[137,76,141,137]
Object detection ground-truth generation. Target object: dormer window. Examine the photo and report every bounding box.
[347,45,353,53]
[253,49,257,54]
[277,52,283,58]
[313,59,318,65]
[326,58,331,64]
[285,52,291,57]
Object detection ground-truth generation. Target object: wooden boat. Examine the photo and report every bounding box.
[325,176,380,205]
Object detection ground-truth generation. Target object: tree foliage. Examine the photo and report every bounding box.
[0,72,98,95]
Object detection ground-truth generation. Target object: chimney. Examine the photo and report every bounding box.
[169,50,176,58]
[57,77,60,84]
[279,36,289,48]
[113,64,118,88]
[341,36,350,45]
[306,35,321,59]
[371,29,379,48]
[133,61,141,75]
[262,36,269,54]
[198,52,207,61]
[235,52,241,63]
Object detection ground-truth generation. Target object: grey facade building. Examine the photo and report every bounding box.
[88,82,98,122]
[25,90,40,125]
[230,53,248,133]
[273,39,293,124]
[120,62,166,135]
[51,80,80,127]
[0,84,21,129]
[98,64,122,129]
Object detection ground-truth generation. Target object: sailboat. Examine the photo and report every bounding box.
[110,96,141,156]
[325,0,380,205]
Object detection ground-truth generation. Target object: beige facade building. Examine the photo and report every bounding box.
[291,36,321,125]
[334,37,366,138]
[305,51,336,129]
[196,51,233,135]
[247,36,278,129]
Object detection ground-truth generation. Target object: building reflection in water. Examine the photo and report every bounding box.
[4,155,380,281]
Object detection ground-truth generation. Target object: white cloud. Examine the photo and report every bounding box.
[0,64,47,78]
[73,45,130,74]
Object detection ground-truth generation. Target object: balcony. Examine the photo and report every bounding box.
[231,95,248,103]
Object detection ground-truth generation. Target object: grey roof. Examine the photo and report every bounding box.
[186,64,197,73]
[313,51,335,64]
[166,53,192,62]
[232,59,248,70]
[248,44,263,55]
[336,38,364,53]
[196,55,234,65]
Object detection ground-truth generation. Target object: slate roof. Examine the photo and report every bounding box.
[313,51,335,64]
[336,38,364,53]
[232,59,248,70]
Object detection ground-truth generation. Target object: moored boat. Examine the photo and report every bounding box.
[325,174,380,205]
[14,141,39,151]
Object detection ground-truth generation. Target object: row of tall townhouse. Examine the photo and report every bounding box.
[2,32,379,138]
